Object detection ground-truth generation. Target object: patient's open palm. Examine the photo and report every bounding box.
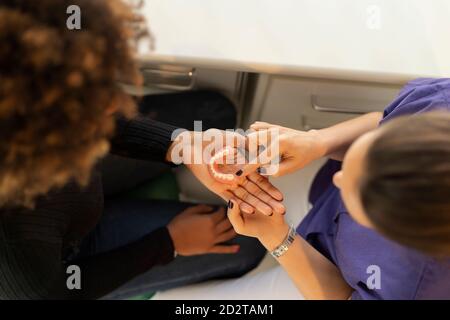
[184,130,285,216]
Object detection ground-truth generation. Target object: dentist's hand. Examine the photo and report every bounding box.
[241,122,326,178]
[166,129,286,216]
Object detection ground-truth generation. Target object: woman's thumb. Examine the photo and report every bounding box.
[234,143,280,179]
[257,160,289,177]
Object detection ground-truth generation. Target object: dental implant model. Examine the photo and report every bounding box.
[208,146,244,184]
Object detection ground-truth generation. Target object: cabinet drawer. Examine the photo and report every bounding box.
[258,76,403,130]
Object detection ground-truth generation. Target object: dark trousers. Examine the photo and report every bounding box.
[78,197,266,299]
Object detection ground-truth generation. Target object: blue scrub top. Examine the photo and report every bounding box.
[297,78,450,300]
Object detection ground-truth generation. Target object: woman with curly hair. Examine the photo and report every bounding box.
[0,0,283,299]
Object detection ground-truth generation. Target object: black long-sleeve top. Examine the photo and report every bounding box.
[0,116,179,299]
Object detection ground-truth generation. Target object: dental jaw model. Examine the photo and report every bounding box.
[208,146,244,184]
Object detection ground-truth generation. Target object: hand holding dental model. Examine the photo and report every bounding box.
[207,146,245,184]
[200,123,324,184]
[167,129,286,216]
[242,122,326,178]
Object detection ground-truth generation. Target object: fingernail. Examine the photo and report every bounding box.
[234,246,240,252]
[257,167,267,175]
[235,169,243,176]
[228,200,234,209]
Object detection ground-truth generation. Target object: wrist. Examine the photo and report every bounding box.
[166,130,195,163]
[164,225,179,258]
[307,129,329,158]
[166,223,180,251]
[258,223,290,251]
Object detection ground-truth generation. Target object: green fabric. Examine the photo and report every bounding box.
[124,171,180,201]
[125,171,180,300]
[128,292,156,300]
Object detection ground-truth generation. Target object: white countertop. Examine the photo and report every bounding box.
[138,0,450,84]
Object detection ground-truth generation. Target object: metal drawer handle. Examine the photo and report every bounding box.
[311,95,381,115]
[140,66,196,91]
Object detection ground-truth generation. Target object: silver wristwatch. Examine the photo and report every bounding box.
[270,224,297,258]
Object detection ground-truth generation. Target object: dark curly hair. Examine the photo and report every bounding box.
[0,0,147,207]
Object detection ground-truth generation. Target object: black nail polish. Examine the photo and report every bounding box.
[228,201,234,209]
[235,169,243,176]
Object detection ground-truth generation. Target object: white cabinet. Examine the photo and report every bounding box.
[246,75,403,129]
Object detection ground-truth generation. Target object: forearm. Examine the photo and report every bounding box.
[259,229,352,300]
[111,115,178,163]
[313,112,382,161]
[275,236,352,300]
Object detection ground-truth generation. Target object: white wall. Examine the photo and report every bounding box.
[139,0,450,81]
